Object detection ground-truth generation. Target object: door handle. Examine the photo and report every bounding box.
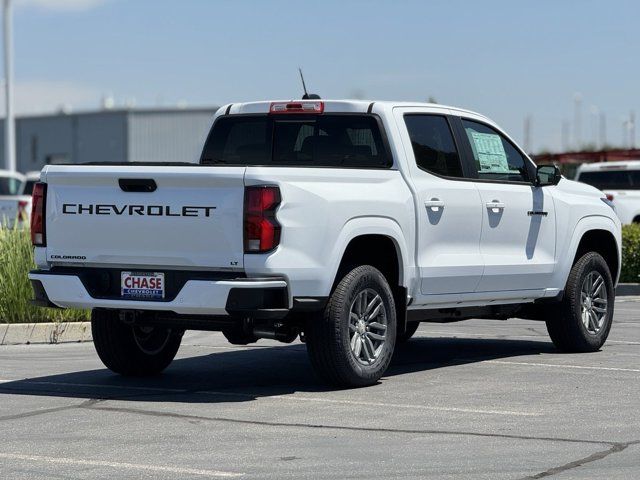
[425,198,445,211]
[119,178,157,192]
[485,200,505,213]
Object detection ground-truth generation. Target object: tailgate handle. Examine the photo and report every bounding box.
[118,178,157,192]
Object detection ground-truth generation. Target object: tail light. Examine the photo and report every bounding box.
[244,186,281,253]
[30,182,46,246]
[605,193,615,201]
[17,200,28,223]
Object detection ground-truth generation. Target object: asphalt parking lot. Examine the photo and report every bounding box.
[0,300,639,480]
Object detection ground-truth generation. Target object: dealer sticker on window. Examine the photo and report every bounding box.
[470,131,510,174]
[121,271,165,299]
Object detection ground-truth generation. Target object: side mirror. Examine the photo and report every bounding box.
[536,164,561,187]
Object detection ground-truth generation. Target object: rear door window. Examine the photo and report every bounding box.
[404,114,464,178]
[201,115,391,168]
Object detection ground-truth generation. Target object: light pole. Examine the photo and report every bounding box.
[3,0,15,172]
[573,92,582,151]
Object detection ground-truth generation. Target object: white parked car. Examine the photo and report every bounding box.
[23,171,42,197]
[0,169,31,227]
[575,160,640,224]
[29,100,621,387]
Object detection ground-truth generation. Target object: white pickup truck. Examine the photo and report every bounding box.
[0,169,31,227]
[575,160,640,224]
[29,100,621,387]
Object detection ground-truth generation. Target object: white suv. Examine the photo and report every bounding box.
[29,100,621,387]
[0,169,31,227]
[575,160,640,224]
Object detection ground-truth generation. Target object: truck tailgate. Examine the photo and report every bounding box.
[43,165,246,270]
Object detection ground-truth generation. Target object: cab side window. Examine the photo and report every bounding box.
[404,115,464,178]
[462,119,530,183]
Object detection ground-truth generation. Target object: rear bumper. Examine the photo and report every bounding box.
[29,270,289,318]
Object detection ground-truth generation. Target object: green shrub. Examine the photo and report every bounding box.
[621,224,640,283]
[0,227,89,323]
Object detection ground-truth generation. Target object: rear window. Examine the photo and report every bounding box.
[200,115,391,168]
[0,176,23,195]
[578,170,640,190]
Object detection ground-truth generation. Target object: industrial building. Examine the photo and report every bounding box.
[0,106,219,173]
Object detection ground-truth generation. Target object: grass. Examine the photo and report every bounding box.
[0,227,89,324]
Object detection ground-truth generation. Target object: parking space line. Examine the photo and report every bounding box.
[421,330,545,338]
[485,360,640,373]
[197,390,540,417]
[0,453,243,477]
[420,330,640,345]
[596,340,640,345]
[615,297,640,303]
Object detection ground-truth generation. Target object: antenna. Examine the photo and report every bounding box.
[298,67,320,100]
[299,68,308,98]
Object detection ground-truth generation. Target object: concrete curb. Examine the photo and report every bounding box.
[617,283,640,296]
[0,322,92,345]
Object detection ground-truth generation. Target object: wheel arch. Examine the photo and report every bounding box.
[574,230,619,282]
[328,218,410,292]
[565,216,621,286]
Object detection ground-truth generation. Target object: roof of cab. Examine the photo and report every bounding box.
[225,99,491,122]
[577,160,640,172]
[0,169,25,181]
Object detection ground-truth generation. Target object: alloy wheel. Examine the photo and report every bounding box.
[580,271,608,335]
[348,288,388,365]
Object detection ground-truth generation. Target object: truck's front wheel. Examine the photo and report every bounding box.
[305,265,397,387]
[91,310,184,376]
[546,252,615,352]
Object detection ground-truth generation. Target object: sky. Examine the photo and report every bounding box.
[6,0,640,153]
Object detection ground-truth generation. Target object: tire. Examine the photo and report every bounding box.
[546,252,615,352]
[397,321,420,343]
[91,309,184,376]
[305,265,397,387]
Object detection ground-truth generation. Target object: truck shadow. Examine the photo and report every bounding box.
[0,336,557,404]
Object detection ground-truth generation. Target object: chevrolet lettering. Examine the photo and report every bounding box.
[61,204,216,217]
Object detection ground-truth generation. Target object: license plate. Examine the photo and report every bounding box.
[121,271,165,299]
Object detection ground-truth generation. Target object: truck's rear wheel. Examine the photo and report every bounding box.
[305,265,396,387]
[91,310,183,376]
[546,252,614,352]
